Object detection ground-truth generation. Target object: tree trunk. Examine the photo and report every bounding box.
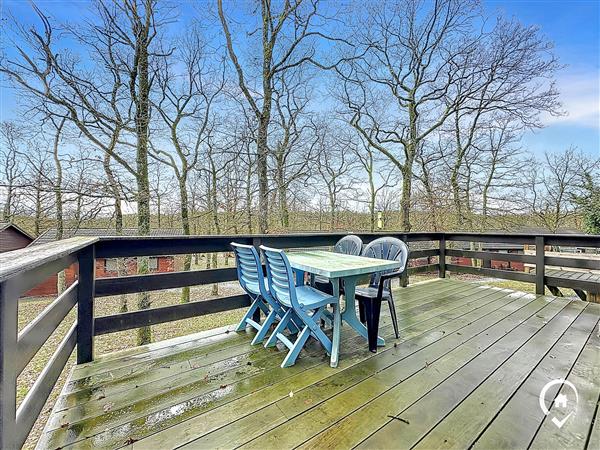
[180,177,191,303]
[3,182,13,222]
[34,178,42,236]
[211,253,219,296]
[53,119,66,293]
[367,161,376,232]
[400,103,418,232]
[278,176,290,228]
[134,12,152,346]
[256,120,270,233]
[245,166,253,233]
[400,166,412,232]
[103,152,128,312]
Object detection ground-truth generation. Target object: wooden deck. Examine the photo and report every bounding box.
[38,279,600,450]
[545,269,600,301]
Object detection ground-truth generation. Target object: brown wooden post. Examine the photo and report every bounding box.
[400,233,409,287]
[0,280,18,449]
[439,235,446,278]
[535,236,545,295]
[77,245,96,364]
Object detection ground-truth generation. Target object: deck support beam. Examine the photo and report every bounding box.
[535,236,545,295]
[438,236,446,279]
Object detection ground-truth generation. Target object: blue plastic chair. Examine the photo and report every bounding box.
[260,245,340,368]
[231,242,294,345]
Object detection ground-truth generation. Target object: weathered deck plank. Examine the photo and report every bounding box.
[180,290,527,449]
[35,279,599,450]
[42,281,477,448]
[298,293,555,450]
[417,302,599,450]
[130,284,512,449]
[529,303,600,450]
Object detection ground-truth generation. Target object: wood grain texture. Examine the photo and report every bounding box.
[287,250,402,278]
[35,279,600,450]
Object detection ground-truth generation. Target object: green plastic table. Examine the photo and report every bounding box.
[287,250,402,367]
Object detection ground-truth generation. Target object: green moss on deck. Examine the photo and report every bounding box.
[36,280,599,450]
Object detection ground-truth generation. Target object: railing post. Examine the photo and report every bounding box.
[77,244,96,364]
[400,233,409,287]
[439,235,446,278]
[0,281,18,449]
[535,236,545,295]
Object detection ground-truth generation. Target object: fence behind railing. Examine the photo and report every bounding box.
[0,231,598,449]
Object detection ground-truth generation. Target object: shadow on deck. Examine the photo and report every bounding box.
[38,279,600,450]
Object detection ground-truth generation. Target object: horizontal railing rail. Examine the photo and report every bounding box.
[0,230,598,449]
[0,237,97,449]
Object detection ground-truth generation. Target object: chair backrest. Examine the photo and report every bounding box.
[362,237,409,290]
[231,242,271,302]
[334,235,363,256]
[260,245,298,309]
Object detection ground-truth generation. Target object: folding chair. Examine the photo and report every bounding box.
[231,242,295,345]
[260,245,340,368]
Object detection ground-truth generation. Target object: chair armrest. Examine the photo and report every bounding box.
[379,270,404,283]
[376,270,405,299]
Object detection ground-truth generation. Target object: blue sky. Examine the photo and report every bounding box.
[487,0,599,157]
[1,0,599,158]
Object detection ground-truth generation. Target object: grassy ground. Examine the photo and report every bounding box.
[17,265,577,449]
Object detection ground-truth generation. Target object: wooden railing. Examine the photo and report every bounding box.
[0,231,598,448]
[0,237,97,449]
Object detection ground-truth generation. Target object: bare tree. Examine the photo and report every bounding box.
[218,0,348,232]
[351,138,399,231]
[0,122,26,222]
[314,124,357,230]
[1,0,176,344]
[445,18,560,227]
[527,148,594,233]
[151,29,224,302]
[336,0,481,230]
[270,73,315,228]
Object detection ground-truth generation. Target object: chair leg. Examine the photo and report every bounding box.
[358,301,366,324]
[364,298,382,353]
[235,295,263,332]
[330,301,342,367]
[281,325,311,368]
[258,300,270,314]
[251,308,277,345]
[321,309,334,327]
[265,309,292,348]
[387,297,399,339]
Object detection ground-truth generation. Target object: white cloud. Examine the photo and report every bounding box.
[541,71,600,129]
